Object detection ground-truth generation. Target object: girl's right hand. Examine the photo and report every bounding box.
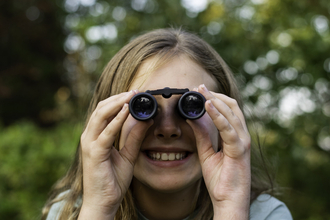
[78,90,153,220]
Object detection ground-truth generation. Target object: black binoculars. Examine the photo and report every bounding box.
[128,87,206,121]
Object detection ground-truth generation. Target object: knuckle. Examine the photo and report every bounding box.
[80,131,90,147]
[81,130,87,141]
[229,109,235,117]
[225,124,233,132]
[232,116,242,126]
[94,100,108,113]
[245,135,251,150]
[210,96,218,102]
[213,117,223,128]
[99,131,108,141]
[94,102,103,112]
[93,106,103,117]
[213,111,222,120]
[80,140,90,155]
[94,107,105,120]
[104,126,116,137]
[98,99,107,107]
[228,98,238,107]
[226,131,238,142]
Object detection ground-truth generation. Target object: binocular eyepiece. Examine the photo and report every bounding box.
[128,87,206,121]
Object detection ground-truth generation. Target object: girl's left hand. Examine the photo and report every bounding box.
[187,84,251,220]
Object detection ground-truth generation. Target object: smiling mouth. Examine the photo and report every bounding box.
[145,151,189,161]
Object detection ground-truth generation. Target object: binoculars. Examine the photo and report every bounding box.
[129,87,206,121]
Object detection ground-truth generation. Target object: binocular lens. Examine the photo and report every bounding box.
[180,94,204,118]
[178,92,206,120]
[129,93,157,121]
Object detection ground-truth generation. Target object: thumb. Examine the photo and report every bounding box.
[186,119,217,165]
[120,120,154,165]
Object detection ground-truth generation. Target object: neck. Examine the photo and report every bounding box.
[132,177,201,220]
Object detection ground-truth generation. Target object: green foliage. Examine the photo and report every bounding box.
[0,121,82,220]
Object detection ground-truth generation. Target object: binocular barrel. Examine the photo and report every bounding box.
[129,91,206,121]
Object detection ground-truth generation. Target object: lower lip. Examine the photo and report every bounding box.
[142,152,193,168]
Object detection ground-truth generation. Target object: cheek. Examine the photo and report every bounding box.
[119,115,138,150]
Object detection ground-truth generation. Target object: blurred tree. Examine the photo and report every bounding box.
[0,121,81,219]
[0,0,68,126]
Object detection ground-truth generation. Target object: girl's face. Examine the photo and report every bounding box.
[119,55,220,193]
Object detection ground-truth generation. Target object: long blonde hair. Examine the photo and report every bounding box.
[42,28,274,220]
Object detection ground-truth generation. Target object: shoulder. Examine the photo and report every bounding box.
[249,194,293,220]
[46,191,68,220]
[46,190,82,220]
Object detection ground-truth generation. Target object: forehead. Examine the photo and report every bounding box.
[129,55,218,92]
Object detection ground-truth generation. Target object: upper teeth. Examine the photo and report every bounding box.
[147,152,187,161]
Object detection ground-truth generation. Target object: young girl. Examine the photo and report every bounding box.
[42,28,292,220]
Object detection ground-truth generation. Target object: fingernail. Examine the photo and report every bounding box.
[127,90,138,97]
[200,84,208,92]
[206,100,214,108]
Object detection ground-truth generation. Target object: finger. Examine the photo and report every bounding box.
[97,103,130,151]
[206,99,250,157]
[192,86,239,147]
[210,91,248,133]
[186,119,219,164]
[205,100,241,146]
[198,84,248,139]
[120,120,154,165]
[198,100,246,158]
[84,90,138,140]
[95,90,138,109]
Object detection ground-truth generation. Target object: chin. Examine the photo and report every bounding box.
[133,173,202,194]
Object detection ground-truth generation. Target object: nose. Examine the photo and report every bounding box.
[153,98,182,140]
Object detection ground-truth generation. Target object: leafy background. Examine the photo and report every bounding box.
[0,0,329,219]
